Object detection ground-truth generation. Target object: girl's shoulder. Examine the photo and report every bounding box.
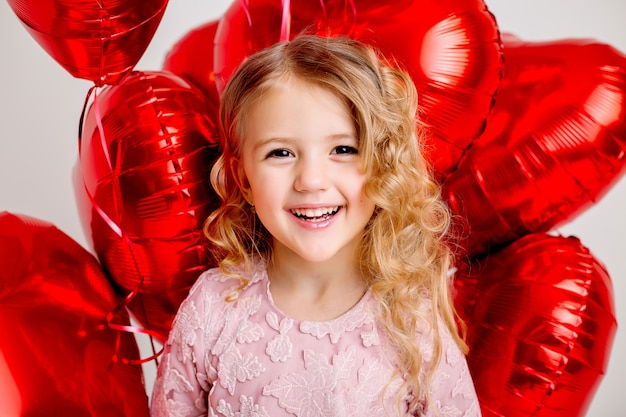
[187,257,268,300]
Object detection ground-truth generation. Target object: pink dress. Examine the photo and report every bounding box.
[150,260,481,417]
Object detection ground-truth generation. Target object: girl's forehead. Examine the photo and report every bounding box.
[249,79,354,127]
[258,74,329,98]
[233,73,362,148]
[243,76,351,119]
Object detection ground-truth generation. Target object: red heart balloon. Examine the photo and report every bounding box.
[213,0,503,177]
[0,212,149,417]
[6,0,169,86]
[74,71,221,340]
[443,36,626,256]
[163,20,221,104]
[454,233,617,417]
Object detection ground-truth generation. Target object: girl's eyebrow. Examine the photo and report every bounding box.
[252,132,358,152]
[252,137,294,151]
[327,133,358,142]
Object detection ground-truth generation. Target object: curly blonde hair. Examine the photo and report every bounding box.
[204,34,467,414]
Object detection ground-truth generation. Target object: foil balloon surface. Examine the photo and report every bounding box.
[163,20,221,105]
[6,0,169,86]
[443,36,626,256]
[74,71,221,340]
[0,212,149,417]
[454,233,617,417]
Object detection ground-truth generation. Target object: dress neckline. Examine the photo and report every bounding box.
[260,268,373,324]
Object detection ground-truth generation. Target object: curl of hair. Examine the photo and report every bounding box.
[203,34,467,414]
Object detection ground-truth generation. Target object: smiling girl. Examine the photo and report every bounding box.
[151,35,480,417]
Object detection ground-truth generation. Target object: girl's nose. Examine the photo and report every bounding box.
[294,157,330,192]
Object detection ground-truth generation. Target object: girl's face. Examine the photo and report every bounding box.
[239,76,376,265]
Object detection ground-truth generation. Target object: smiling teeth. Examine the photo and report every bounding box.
[291,206,339,220]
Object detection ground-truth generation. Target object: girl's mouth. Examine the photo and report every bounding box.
[290,206,340,222]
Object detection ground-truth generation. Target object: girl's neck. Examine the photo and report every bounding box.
[266,248,367,322]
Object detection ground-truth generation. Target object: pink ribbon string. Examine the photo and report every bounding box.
[347,0,357,22]
[318,0,327,16]
[107,280,164,365]
[280,0,291,41]
[238,0,252,28]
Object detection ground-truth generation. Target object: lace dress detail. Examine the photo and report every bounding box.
[151,261,481,417]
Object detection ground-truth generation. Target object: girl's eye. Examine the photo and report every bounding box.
[332,145,358,155]
[266,149,292,158]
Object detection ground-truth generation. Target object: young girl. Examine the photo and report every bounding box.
[151,35,481,417]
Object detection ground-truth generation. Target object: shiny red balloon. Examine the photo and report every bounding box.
[454,233,617,417]
[0,212,149,417]
[6,0,169,86]
[444,36,626,256]
[74,71,221,340]
[213,0,503,177]
[163,20,221,104]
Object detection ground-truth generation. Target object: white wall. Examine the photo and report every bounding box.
[0,1,624,415]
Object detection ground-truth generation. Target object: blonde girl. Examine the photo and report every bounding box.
[151,34,480,417]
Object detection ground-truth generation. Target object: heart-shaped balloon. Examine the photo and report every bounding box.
[213,0,503,177]
[0,212,149,417]
[74,71,221,340]
[6,0,169,86]
[443,35,626,256]
[454,233,617,417]
[163,20,221,104]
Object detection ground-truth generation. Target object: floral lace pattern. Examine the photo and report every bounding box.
[151,262,482,417]
[265,312,293,363]
[299,301,372,343]
[264,347,356,416]
[216,395,270,417]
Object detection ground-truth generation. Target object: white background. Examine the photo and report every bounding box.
[0,0,624,415]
